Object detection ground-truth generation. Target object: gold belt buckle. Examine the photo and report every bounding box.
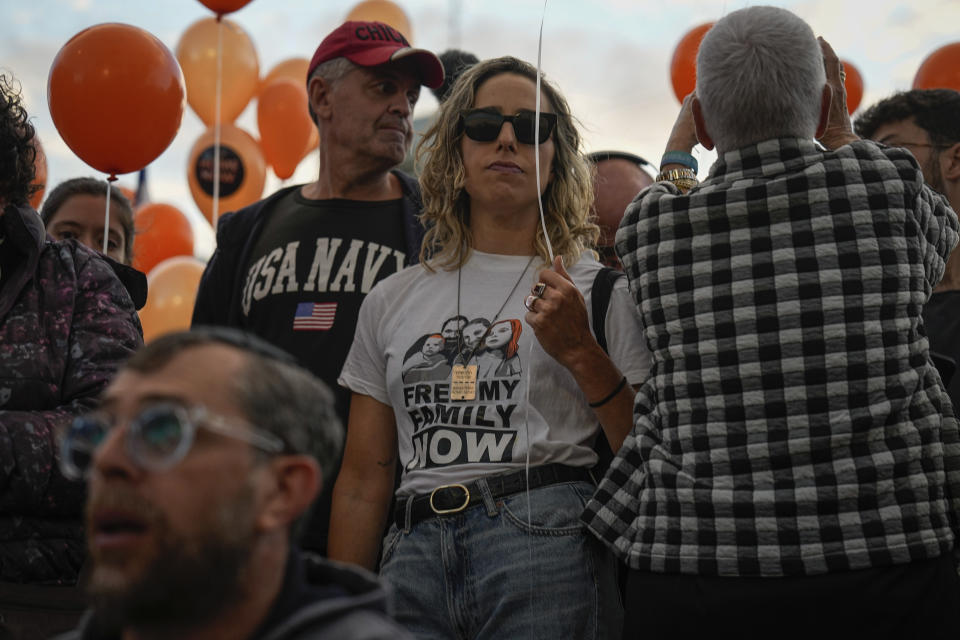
[429,483,471,514]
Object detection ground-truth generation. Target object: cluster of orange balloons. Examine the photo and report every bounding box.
[175,0,410,222]
[135,0,266,343]
[130,202,198,342]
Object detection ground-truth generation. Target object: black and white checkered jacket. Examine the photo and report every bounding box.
[583,138,960,577]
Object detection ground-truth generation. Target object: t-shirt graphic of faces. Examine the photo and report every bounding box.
[401,317,523,384]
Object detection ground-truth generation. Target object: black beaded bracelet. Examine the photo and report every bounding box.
[589,376,628,408]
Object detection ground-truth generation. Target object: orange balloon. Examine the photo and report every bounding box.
[263,57,310,89]
[346,0,413,42]
[198,0,253,16]
[258,79,315,180]
[176,17,259,125]
[48,23,185,177]
[140,256,206,343]
[913,42,960,91]
[187,123,266,226]
[670,23,714,104]
[29,137,47,210]
[840,59,864,115]
[263,59,319,153]
[132,203,195,274]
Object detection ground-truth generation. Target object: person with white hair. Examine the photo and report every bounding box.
[583,6,960,638]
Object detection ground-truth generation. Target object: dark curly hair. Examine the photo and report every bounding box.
[0,74,38,208]
[855,89,960,147]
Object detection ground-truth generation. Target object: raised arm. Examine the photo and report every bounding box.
[525,257,637,451]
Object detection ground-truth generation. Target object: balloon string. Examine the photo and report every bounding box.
[212,16,224,230]
[103,175,116,255]
[527,2,550,635]
[535,0,553,264]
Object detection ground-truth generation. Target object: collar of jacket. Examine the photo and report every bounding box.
[0,204,44,318]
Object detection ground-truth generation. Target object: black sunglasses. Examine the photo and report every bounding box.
[459,109,558,145]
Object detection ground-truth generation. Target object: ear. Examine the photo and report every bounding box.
[815,84,831,139]
[254,455,321,534]
[308,74,335,123]
[940,141,960,181]
[691,98,715,151]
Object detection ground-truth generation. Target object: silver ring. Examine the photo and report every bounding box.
[524,295,537,312]
[839,71,847,83]
[532,282,546,298]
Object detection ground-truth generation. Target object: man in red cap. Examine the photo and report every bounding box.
[192,20,443,557]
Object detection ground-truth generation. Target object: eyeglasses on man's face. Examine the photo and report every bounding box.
[60,402,284,480]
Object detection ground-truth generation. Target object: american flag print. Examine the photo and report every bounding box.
[292,302,337,331]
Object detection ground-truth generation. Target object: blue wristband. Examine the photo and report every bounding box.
[660,151,698,173]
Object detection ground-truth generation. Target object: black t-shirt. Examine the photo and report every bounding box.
[240,189,408,554]
[923,290,960,417]
[241,189,408,421]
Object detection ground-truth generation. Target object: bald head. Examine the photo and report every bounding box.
[592,158,654,266]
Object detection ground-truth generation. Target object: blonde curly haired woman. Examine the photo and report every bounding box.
[330,56,650,639]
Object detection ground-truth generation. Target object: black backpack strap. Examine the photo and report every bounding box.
[591,267,626,354]
[589,267,627,479]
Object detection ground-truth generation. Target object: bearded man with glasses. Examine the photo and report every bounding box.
[856,89,960,414]
[55,327,411,640]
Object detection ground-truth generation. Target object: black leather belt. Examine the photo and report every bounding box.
[394,463,594,529]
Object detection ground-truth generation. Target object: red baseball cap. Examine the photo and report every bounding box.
[307,21,444,89]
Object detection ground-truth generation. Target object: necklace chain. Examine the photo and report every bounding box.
[456,256,535,363]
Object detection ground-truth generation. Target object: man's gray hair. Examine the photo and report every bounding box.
[123,327,344,488]
[307,57,358,124]
[695,6,826,152]
[233,354,344,489]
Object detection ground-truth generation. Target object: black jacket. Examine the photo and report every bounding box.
[0,205,142,584]
[56,553,414,640]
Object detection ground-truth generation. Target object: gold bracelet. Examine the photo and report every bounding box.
[656,170,698,191]
[656,167,698,191]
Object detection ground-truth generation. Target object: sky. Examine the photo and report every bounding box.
[3,0,959,258]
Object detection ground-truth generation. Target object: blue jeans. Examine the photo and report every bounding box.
[381,479,623,640]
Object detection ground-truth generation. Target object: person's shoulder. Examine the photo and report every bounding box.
[623,181,681,222]
[216,185,302,242]
[269,555,413,640]
[567,252,604,285]
[42,236,106,278]
[367,263,432,302]
[391,169,420,196]
[831,139,923,175]
[813,140,925,197]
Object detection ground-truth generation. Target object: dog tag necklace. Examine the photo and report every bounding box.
[451,256,535,400]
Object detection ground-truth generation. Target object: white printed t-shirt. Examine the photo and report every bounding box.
[339,250,652,496]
